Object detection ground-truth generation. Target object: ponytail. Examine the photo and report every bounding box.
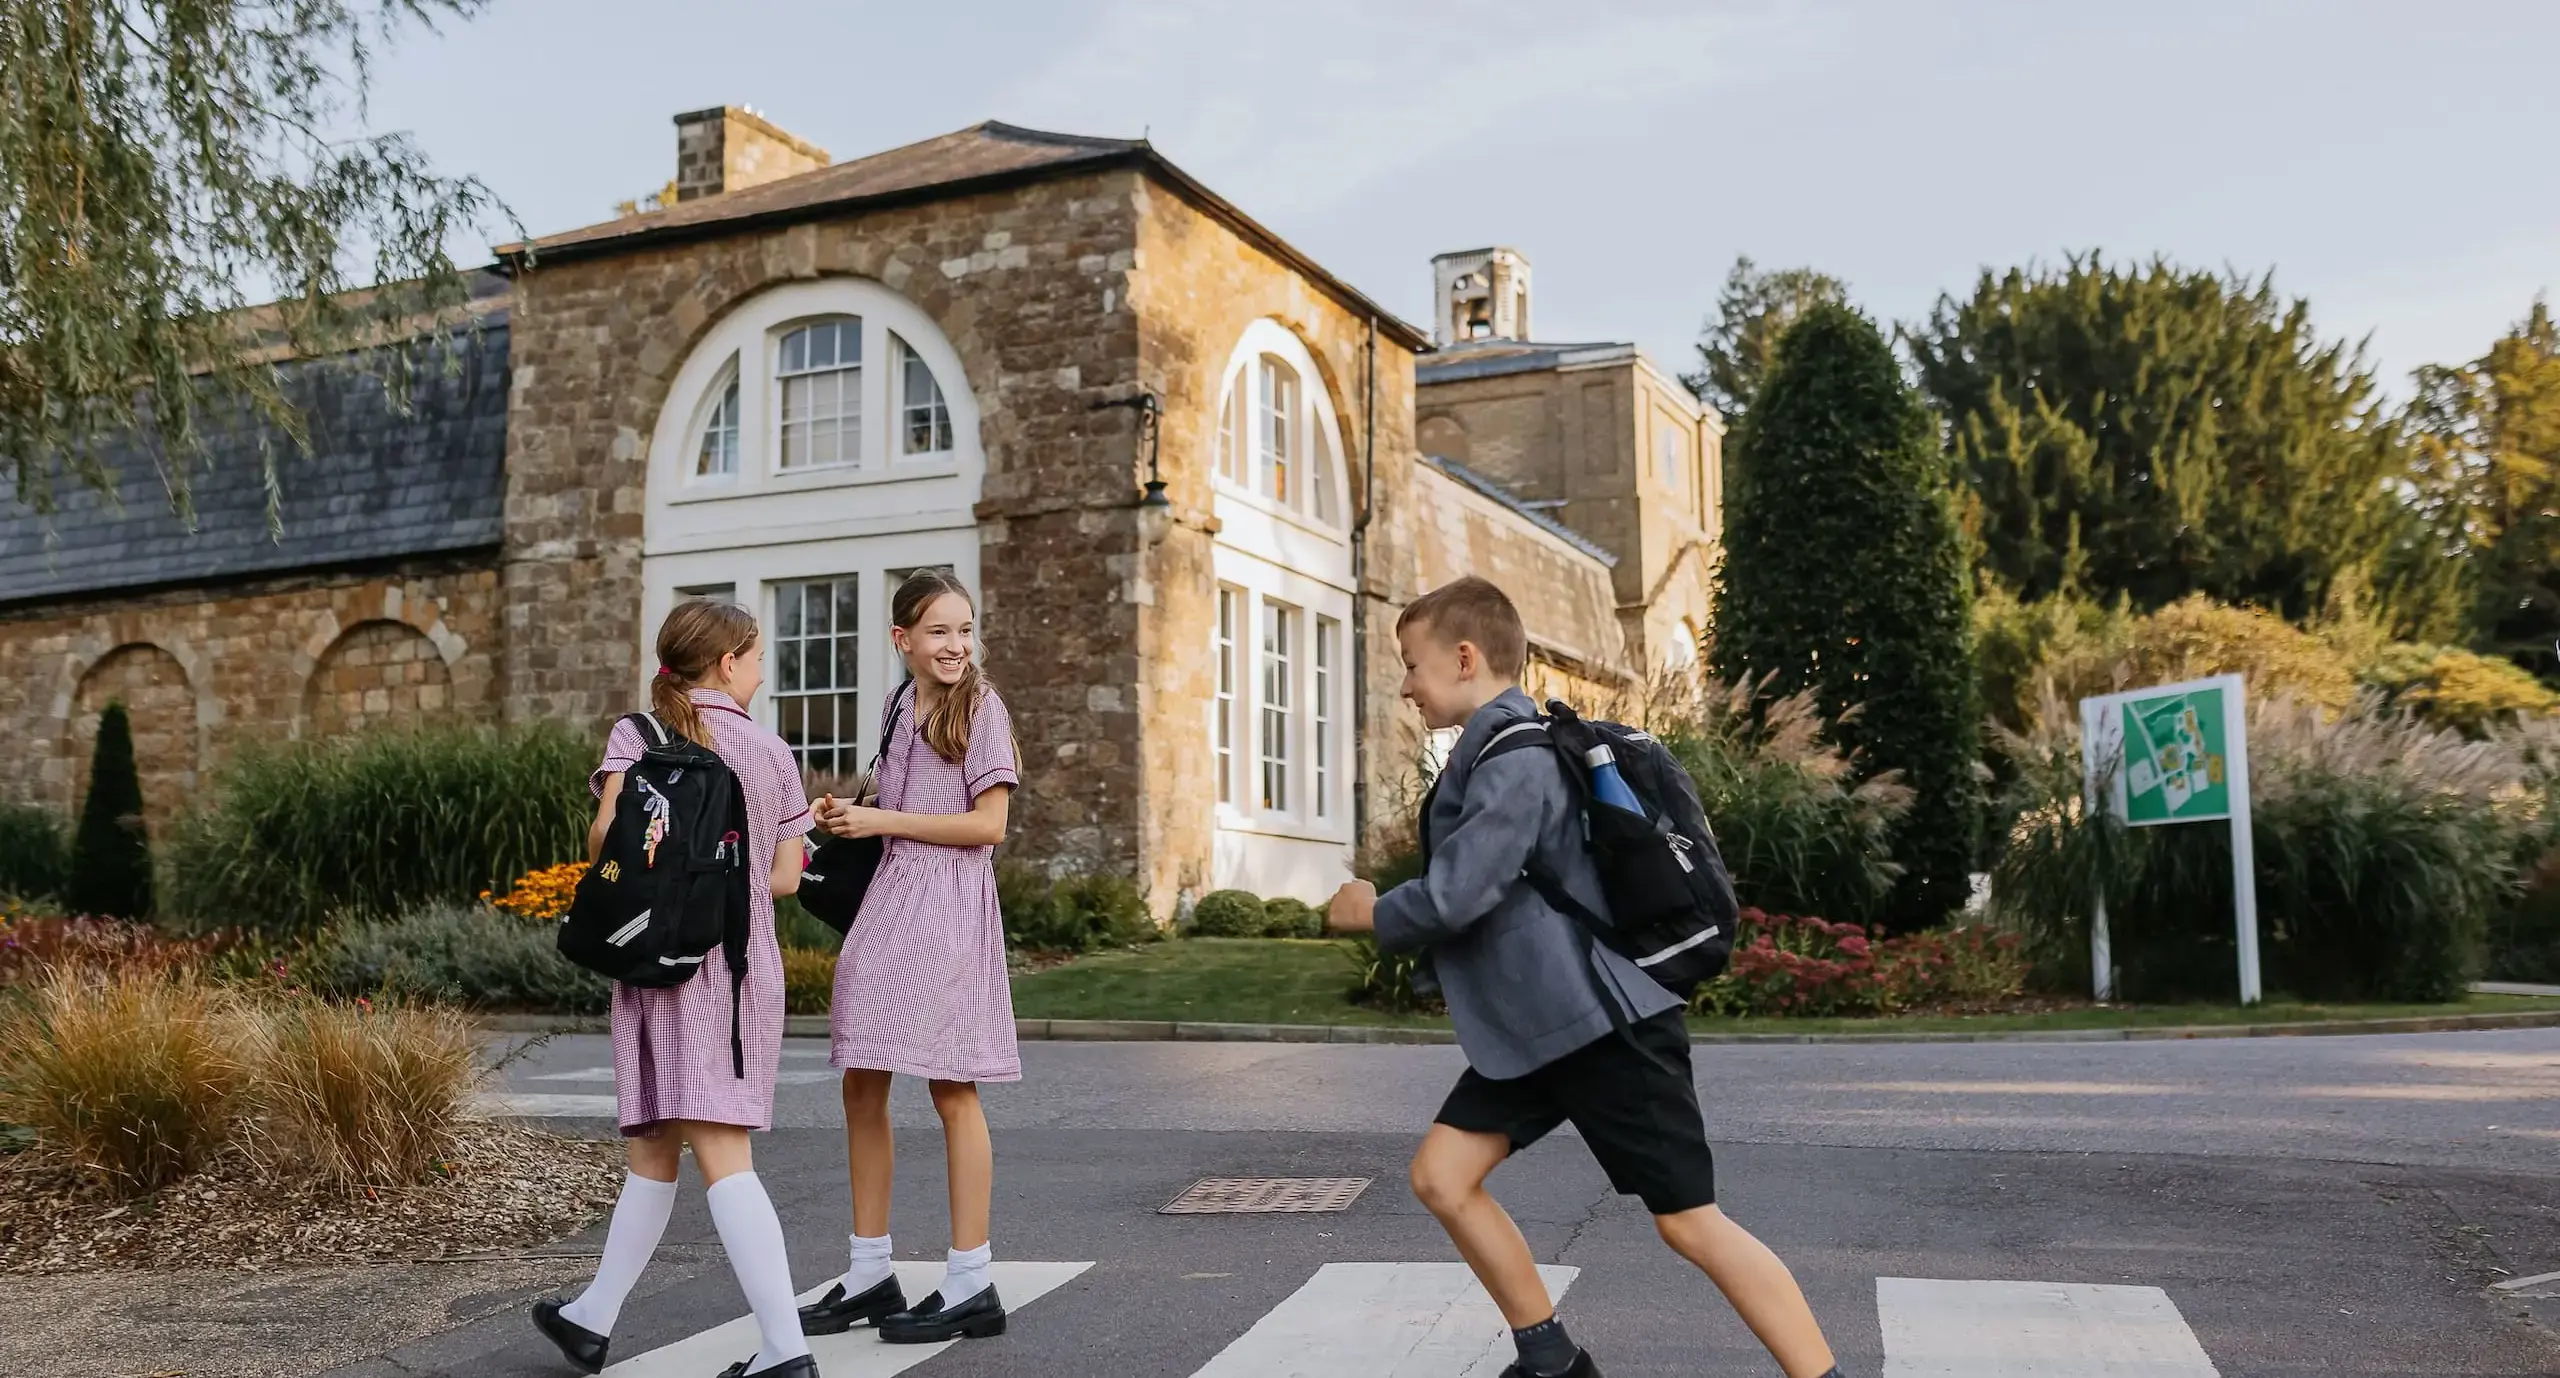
[890,569,987,765]
[651,599,760,747]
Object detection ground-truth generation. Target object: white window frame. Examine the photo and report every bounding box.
[769,574,864,776]
[1214,585,1240,806]
[691,359,742,482]
[1314,616,1337,819]
[1207,319,1351,538]
[1259,599,1297,814]
[894,332,954,460]
[775,317,864,471]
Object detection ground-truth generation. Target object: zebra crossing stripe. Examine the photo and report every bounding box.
[603,1260,1092,1377]
[1877,1277,2220,1377]
[1187,1261,1579,1378]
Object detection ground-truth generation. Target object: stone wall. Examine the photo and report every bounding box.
[0,562,501,828]
[1127,179,1426,887]
[501,169,1152,884]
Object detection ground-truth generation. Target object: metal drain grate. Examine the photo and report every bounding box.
[1159,1176,1373,1214]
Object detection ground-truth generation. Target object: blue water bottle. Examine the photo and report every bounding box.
[1584,744,1646,817]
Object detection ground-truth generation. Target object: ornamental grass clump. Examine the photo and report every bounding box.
[0,967,255,1195]
[251,994,479,1188]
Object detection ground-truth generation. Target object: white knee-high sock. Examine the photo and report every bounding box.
[561,1171,679,1335]
[704,1172,811,1371]
[939,1241,992,1305]
[846,1232,893,1292]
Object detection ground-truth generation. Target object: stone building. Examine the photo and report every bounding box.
[0,109,1706,910]
[1416,246,1724,674]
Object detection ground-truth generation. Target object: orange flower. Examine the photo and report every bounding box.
[485,861,590,920]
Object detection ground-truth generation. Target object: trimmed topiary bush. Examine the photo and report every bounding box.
[1711,302,1979,931]
[1187,889,1267,938]
[0,801,71,902]
[1260,896,1322,939]
[168,723,594,933]
[68,702,154,919]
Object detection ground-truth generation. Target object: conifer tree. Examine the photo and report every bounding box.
[1713,303,1979,930]
[68,701,153,919]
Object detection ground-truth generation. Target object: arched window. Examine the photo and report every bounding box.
[1212,330,1346,530]
[693,362,741,479]
[644,279,984,775]
[1206,319,1355,903]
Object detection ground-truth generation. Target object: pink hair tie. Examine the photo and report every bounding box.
[655,665,677,678]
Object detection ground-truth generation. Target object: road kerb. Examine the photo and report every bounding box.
[475,1008,2560,1044]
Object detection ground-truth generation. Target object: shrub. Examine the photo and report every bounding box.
[67,702,154,920]
[2365,644,2559,736]
[0,967,254,1195]
[309,903,608,1013]
[2042,596,2359,719]
[774,894,845,953]
[1355,843,1425,895]
[1260,897,1323,939]
[1710,302,1980,930]
[250,995,478,1187]
[0,912,230,984]
[168,722,594,934]
[998,866,1158,953]
[0,802,70,902]
[782,945,836,1015]
[1186,889,1268,939]
[1658,679,1912,926]
[1689,910,2029,1018]
[1992,695,2522,1002]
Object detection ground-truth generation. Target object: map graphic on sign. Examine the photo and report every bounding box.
[2120,687,2230,824]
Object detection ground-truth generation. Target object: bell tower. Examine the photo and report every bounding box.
[1431,247,1532,346]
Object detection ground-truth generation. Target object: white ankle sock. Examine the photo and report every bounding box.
[704,1172,811,1370]
[939,1241,992,1305]
[846,1232,893,1292]
[560,1171,678,1335]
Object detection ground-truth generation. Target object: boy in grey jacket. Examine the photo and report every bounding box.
[1330,576,1842,1378]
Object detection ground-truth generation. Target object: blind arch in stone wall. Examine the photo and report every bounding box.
[67,643,198,828]
[303,619,459,738]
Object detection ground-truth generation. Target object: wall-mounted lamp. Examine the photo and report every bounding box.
[1093,391,1169,507]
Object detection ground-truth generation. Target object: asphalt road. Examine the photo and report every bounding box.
[326,1028,2559,1378]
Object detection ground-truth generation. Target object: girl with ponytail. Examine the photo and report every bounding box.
[533,599,823,1378]
[799,569,1023,1346]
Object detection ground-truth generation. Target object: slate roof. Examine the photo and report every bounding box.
[0,321,511,608]
[1415,338,1642,386]
[1420,455,1618,568]
[501,120,1431,351]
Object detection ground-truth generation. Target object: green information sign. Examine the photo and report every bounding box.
[2119,686,2232,824]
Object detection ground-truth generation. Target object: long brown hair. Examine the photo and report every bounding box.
[652,599,760,746]
[892,569,990,764]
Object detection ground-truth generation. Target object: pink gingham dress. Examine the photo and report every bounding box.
[830,684,1022,1083]
[592,689,812,1136]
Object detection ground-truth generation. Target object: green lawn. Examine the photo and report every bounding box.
[1007,937,2560,1035]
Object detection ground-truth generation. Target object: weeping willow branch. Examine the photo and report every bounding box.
[0,0,514,528]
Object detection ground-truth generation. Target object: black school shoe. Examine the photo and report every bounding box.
[1501,1350,1602,1378]
[714,1356,817,1378]
[878,1284,1007,1343]
[530,1299,609,1374]
[797,1274,908,1334]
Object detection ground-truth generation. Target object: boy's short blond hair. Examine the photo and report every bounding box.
[1397,576,1527,677]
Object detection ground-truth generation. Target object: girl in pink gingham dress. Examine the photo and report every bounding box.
[799,570,1020,1345]
[535,599,820,1378]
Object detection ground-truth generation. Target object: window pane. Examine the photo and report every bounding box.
[1259,601,1294,812]
[1215,587,1238,807]
[898,336,953,456]
[777,319,862,470]
[1311,412,1337,523]
[772,575,861,774]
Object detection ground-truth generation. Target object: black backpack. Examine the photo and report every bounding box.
[1428,699,1739,999]
[798,680,917,936]
[560,713,755,1076]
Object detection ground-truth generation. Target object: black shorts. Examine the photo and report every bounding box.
[1433,1010,1715,1215]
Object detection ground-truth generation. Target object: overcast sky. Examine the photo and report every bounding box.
[365,0,2557,391]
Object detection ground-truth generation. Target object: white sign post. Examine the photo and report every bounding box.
[2078,674,2261,1005]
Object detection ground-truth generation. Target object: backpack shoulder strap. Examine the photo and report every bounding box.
[621,712,670,750]
[1471,718,1551,767]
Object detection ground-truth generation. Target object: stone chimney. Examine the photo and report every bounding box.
[673,105,830,202]
[1431,247,1533,346]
